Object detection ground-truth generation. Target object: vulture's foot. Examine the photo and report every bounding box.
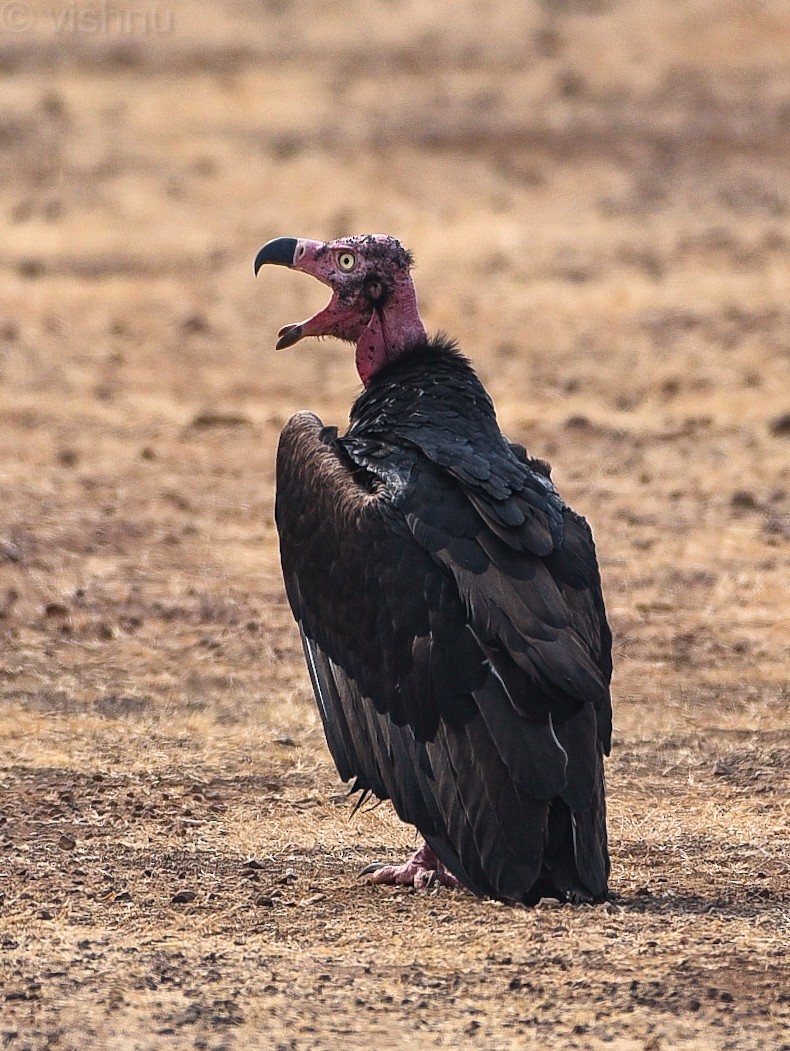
[361,843,461,890]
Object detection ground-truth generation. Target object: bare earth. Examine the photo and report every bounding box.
[1,2,789,1048]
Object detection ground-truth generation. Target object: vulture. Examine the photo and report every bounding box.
[254,234,612,904]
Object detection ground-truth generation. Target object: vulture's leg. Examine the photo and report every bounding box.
[361,842,461,890]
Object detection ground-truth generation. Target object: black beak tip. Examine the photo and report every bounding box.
[254,237,298,276]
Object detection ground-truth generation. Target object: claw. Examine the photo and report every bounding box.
[359,861,385,876]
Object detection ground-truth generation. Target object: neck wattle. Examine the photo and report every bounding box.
[355,279,427,386]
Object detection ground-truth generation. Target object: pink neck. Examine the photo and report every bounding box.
[355,278,427,386]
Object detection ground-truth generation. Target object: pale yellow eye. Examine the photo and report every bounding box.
[337,251,356,271]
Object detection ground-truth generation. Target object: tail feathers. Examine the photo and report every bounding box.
[532,704,609,904]
[570,743,609,898]
[534,781,609,904]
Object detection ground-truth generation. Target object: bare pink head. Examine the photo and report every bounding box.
[254,234,427,385]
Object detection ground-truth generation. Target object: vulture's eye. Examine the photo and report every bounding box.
[337,251,356,271]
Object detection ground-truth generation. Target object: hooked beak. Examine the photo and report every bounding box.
[253,237,298,275]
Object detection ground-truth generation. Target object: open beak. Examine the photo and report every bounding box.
[254,236,367,349]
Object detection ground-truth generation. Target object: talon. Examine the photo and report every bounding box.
[359,861,385,876]
[414,868,436,890]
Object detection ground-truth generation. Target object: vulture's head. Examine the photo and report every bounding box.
[254,234,427,385]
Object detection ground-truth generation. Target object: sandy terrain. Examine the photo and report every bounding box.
[1,1,789,1047]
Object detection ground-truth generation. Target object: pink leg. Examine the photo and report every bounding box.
[361,842,461,890]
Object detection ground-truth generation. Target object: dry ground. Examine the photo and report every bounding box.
[1,1,789,1048]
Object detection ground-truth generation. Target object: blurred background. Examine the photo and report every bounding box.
[0,1,788,1044]
[1,0,787,724]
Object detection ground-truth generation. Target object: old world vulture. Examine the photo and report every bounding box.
[255,234,612,904]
